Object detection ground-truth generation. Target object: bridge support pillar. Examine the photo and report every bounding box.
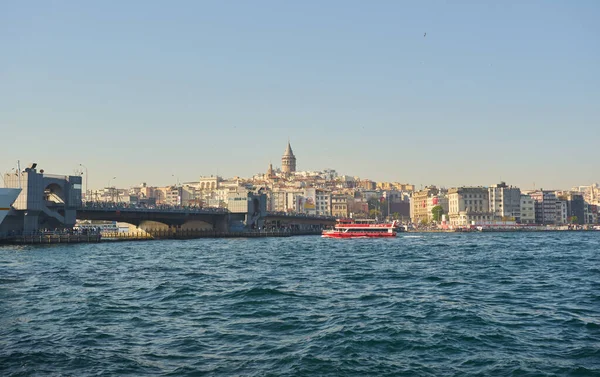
[216,214,229,232]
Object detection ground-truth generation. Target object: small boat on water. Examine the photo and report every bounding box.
[322,218,399,238]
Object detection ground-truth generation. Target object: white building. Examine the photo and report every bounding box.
[448,187,493,227]
[489,182,521,221]
[520,195,536,224]
[315,189,331,216]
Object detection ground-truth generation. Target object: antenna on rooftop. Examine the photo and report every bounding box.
[17,160,22,189]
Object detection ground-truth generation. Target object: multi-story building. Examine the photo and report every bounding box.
[350,199,369,217]
[447,187,493,227]
[422,191,449,222]
[411,186,439,224]
[331,194,353,218]
[164,186,194,206]
[571,184,600,206]
[488,182,521,221]
[555,200,568,224]
[586,204,598,224]
[197,176,221,191]
[314,189,331,216]
[269,190,287,212]
[520,195,536,224]
[558,192,585,224]
[358,180,376,191]
[528,190,557,225]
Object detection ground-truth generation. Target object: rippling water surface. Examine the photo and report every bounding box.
[1,233,599,376]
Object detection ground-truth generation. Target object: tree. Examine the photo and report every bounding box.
[569,215,578,224]
[431,205,444,222]
[369,209,381,218]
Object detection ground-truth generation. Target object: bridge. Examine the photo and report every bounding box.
[1,164,335,235]
[262,211,336,229]
[77,203,336,232]
[77,203,231,231]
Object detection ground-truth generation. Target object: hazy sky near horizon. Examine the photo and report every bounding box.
[1,1,598,191]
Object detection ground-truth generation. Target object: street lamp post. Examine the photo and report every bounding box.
[79,163,88,200]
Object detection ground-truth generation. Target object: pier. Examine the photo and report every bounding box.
[1,231,102,245]
[100,228,322,241]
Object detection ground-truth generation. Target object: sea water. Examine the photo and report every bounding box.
[1,233,599,376]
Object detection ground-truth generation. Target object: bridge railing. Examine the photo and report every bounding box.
[80,201,229,214]
[265,211,336,220]
[79,202,335,219]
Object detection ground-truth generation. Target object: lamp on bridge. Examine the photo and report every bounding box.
[79,163,88,200]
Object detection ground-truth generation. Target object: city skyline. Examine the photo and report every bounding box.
[1,1,598,190]
[1,138,599,192]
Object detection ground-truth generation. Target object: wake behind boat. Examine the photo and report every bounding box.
[322,218,399,238]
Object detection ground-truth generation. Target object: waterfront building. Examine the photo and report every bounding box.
[411,186,440,224]
[426,192,449,222]
[527,190,557,225]
[555,200,568,224]
[447,187,493,227]
[488,182,521,221]
[557,192,585,225]
[389,193,411,223]
[281,141,297,175]
[520,195,536,224]
[586,204,598,224]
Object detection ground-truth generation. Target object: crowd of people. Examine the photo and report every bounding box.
[82,201,335,218]
[82,201,228,213]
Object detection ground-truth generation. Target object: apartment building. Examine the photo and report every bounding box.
[411,186,439,224]
[447,187,493,227]
[520,195,535,224]
[555,200,568,224]
[528,190,557,225]
[331,194,353,218]
[489,182,521,221]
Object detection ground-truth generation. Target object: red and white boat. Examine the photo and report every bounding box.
[322,219,399,238]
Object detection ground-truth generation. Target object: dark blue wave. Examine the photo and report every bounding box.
[1,233,600,376]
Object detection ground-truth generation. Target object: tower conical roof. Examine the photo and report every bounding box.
[283,141,295,157]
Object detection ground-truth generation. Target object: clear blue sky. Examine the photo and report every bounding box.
[1,1,598,190]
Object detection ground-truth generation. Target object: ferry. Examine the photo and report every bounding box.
[322,218,399,238]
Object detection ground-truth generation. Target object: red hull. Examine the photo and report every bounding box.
[322,231,397,238]
[322,219,399,239]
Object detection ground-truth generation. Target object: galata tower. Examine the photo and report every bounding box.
[281,141,296,174]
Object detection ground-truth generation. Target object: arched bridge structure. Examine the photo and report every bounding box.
[77,204,230,231]
[263,212,337,230]
[77,204,337,232]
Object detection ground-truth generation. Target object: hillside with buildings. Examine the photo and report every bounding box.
[85,141,599,228]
